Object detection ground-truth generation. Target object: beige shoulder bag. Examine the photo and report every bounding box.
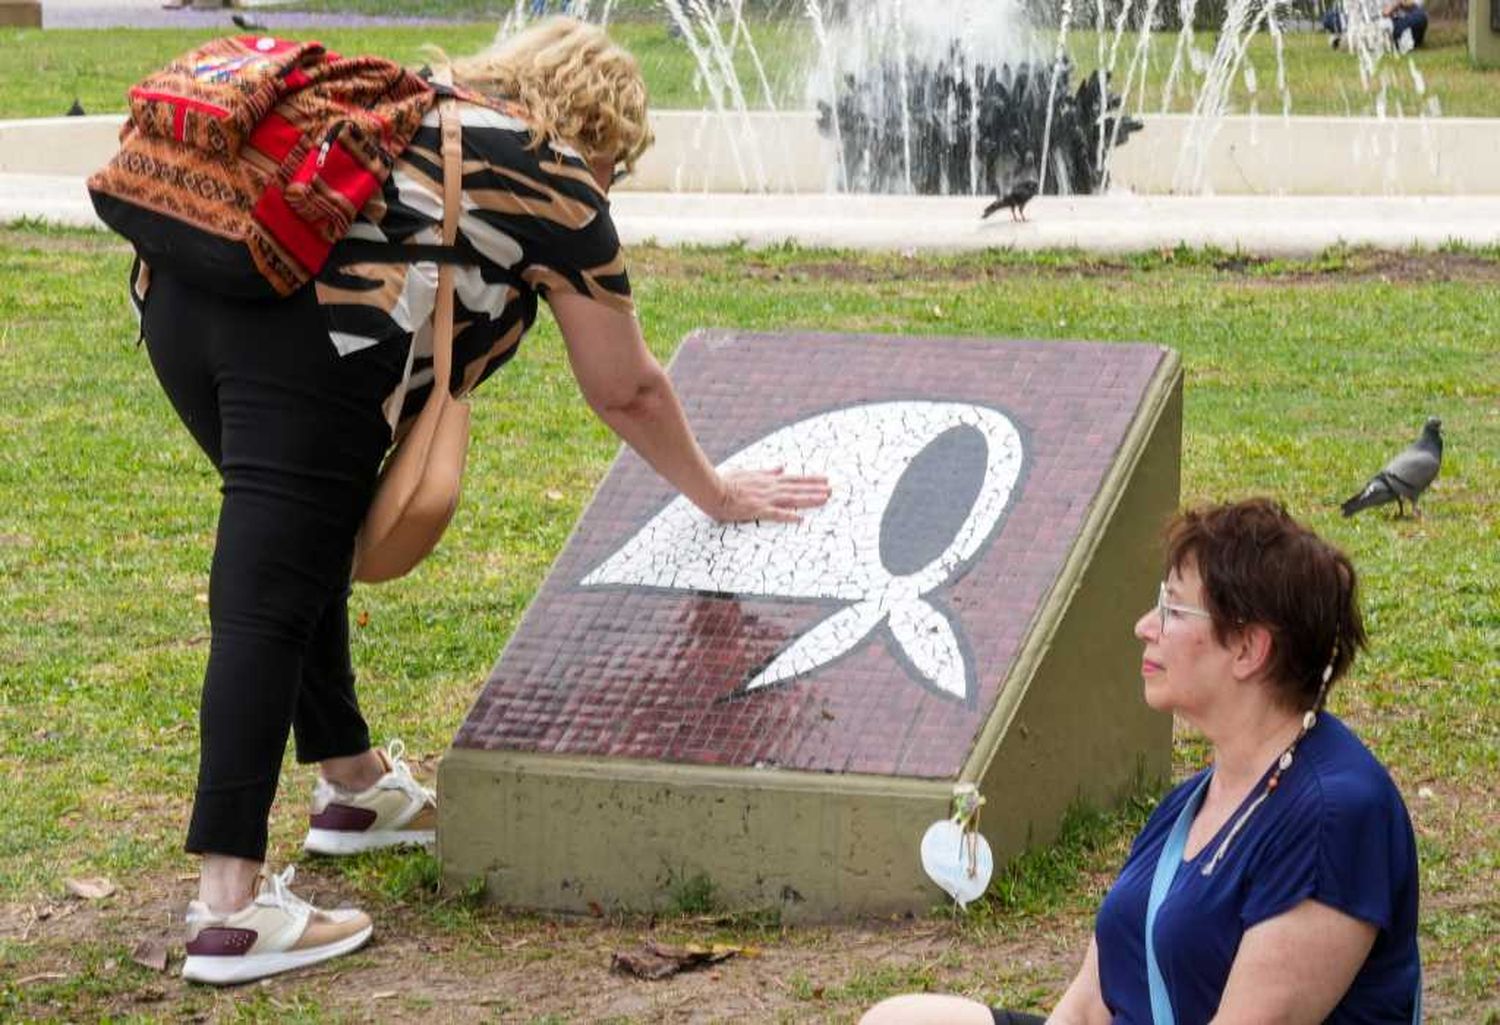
[352,77,471,583]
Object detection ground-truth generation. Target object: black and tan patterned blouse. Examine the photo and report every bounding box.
[129,96,632,428]
[318,97,633,425]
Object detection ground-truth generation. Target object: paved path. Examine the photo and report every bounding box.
[8,172,1500,256]
[40,0,471,29]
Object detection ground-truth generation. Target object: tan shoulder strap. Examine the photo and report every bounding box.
[430,66,462,400]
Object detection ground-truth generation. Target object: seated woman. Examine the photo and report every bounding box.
[863,498,1421,1025]
[1323,0,1427,50]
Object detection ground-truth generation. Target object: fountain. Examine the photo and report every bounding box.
[817,49,1144,195]
[608,0,1473,198]
[806,0,1143,196]
[3,0,1499,243]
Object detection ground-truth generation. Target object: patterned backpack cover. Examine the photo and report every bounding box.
[88,35,435,299]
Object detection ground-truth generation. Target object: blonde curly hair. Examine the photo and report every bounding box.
[442,17,653,172]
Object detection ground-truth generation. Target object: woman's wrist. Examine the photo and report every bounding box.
[690,471,730,521]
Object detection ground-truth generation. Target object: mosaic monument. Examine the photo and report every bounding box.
[440,331,1182,919]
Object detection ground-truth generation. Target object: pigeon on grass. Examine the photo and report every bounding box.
[1340,416,1443,519]
[982,180,1039,222]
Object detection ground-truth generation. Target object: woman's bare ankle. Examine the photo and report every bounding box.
[198,854,262,915]
[320,749,385,793]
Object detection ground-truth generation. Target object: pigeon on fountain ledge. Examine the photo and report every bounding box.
[982,180,1039,222]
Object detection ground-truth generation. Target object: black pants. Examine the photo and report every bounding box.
[142,269,408,861]
[991,1012,1045,1025]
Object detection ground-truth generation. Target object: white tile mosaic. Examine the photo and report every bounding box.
[580,402,1025,700]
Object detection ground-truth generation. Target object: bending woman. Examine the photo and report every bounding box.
[132,18,829,985]
[863,498,1420,1024]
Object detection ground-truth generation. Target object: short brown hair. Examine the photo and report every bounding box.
[1164,498,1367,710]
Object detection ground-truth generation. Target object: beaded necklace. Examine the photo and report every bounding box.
[1200,663,1333,877]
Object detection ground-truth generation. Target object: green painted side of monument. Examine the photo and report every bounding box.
[1471,0,1500,67]
[439,347,1182,921]
[966,361,1181,854]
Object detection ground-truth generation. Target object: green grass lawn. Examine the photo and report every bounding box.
[0,227,1496,1020]
[2,17,1497,120]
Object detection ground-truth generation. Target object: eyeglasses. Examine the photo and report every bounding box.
[1156,581,1213,634]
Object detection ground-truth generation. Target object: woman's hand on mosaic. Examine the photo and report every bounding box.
[711,468,831,524]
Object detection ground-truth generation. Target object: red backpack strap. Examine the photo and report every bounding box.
[248,54,435,291]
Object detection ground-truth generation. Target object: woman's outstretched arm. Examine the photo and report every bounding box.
[547,290,829,522]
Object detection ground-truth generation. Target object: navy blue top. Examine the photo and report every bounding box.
[1095,714,1420,1024]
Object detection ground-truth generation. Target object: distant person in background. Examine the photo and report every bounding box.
[861,499,1421,1025]
[1324,0,1427,50]
[1384,0,1429,48]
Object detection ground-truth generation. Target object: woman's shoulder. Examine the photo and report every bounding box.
[448,99,610,208]
[1282,713,1413,840]
[1302,714,1404,800]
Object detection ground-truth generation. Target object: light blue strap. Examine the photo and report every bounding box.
[1146,773,1211,1025]
[1413,961,1422,1024]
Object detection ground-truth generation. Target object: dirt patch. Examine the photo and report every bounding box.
[3,864,1085,1023]
[629,245,1500,287]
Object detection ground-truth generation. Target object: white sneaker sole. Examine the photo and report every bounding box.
[303,827,436,855]
[182,923,373,985]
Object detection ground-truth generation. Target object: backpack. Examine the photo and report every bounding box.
[88,35,436,300]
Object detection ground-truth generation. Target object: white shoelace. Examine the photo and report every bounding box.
[382,739,435,806]
[259,865,315,920]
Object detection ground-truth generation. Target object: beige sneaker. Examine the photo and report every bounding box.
[303,739,437,856]
[182,866,372,985]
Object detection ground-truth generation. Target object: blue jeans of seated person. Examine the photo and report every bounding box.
[1322,5,1427,46]
[1392,7,1427,45]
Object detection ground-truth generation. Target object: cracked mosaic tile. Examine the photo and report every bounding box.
[582,402,1024,701]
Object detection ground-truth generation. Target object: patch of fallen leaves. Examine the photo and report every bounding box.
[611,940,754,980]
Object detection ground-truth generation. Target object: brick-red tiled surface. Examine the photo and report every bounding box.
[454,332,1166,779]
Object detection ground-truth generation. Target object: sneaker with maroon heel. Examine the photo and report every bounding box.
[182,866,372,985]
[303,739,436,856]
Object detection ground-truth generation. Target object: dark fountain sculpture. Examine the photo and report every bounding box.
[817,46,1144,196]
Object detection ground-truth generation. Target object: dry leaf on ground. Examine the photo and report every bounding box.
[63,877,116,900]
[131,937,170,973]
[611,940,743,980]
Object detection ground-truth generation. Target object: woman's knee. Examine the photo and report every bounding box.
[207,506,355,645]
[860,994,996,1025]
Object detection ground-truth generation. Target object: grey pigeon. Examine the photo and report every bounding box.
[1341,416,1443,518]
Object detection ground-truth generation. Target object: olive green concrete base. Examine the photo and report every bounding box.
[0,0,41,27]
[440,353,1182,921]
[1471,0,1500,67]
